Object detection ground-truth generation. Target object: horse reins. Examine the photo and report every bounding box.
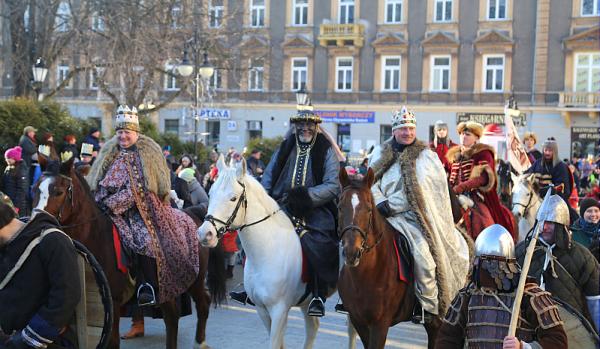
[42,172,74,222]
[338,196,384,257]
[204,180,281,238]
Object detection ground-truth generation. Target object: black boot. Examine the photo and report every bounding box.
[334,302,348,314]
[411,304,435,324]
[308,297,325,317]
[229,290,255,306]
[137,283,156,307]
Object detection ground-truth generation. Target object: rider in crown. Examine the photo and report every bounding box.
[230,90,341,317]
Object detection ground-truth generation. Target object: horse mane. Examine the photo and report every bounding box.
[73,169,96,203]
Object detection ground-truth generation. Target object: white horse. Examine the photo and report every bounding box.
[197,155,356,349]
[511,173,542,242]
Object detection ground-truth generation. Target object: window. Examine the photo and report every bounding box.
[171,3,182,28]
[209,69,222,89]
[251,0,265,27]
[209,0,224,28]
[483,55,504,92]
[90,70,99,90]
[381,56,401,91]
[574,53,600,92]
[430,56,450,92]
[24,6,30,32]
[434,0,452,22]
[164,65,179,90]
[380,125,392,143]
[291,58,308,91]
[57,64,72,88]
[165,119,179,135]
[385,0,402,23]
[207,120,220,146]
[339,0,355,24]
[55,2,71,32]
[336,57,353,92]
[487,0,506,20]
[248,59,264,91]
[293,0,308,25]
[582,0,600,16]
[247,121,263,139]
[92,12,105,31]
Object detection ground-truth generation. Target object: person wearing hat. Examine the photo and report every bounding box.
[82,127,101,158]
[436,224,567,349]
[571,197,600,259]
[230,96,341,317]
[430,120,457,173]
[525,137,576,222]
[447,121,517,240]
[0,191,82,349]
[523,131,542,164]
[366,106,470,323]
[516,193,600,344]
[1,146,28,216]
[87,106,201,313]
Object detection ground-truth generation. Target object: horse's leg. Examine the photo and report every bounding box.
[424,317,442,349]
[267,303,289,349]
[346,316,357,349]
[109,302,121,349]
[188,274,211,348]
[299,303,319,349]
[351,321,370,349]
[256,305,272,336]
[366,324,389,349]
[160,300,181,349]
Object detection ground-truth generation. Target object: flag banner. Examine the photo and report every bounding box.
[504,106,531,174]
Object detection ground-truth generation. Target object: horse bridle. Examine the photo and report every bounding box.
[512,188,534,216]
[42,172,74,222]
[339,198,383,259]
[203,180,281,239]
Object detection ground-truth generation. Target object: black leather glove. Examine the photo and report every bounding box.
[3,333,31,349]
[376,201,392,218]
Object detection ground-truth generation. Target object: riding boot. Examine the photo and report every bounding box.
[308,277,325,317]
[411,303,435,324]
[136,255,157,307]
[229,289,255,306]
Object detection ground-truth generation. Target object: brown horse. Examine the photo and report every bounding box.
[337,167,441,349]
[32,154,226,349]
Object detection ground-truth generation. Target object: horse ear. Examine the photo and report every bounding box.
[236,158,247,178]
[365,167,375,188]
[339,167,350,188]
[216,154,227,172]
[38,152,49,171]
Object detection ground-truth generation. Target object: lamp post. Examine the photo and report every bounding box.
[31,57,48,101]
[177,49,214,160]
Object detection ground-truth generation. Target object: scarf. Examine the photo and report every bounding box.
[578,218,600,239]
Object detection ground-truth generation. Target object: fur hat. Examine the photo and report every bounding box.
[457,121,484,138]
[523,132,537,144]
[580,197,600,217]
[391,106,416,130]
[4,146,22,162]
[434,120,448,131]
[114,105,140,132]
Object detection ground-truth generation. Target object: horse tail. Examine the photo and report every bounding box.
[207,239,227,306]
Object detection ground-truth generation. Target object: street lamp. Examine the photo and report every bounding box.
[177,48,214,160]
[31,57,48,101]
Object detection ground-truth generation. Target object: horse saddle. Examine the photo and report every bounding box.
[393,232,413,283]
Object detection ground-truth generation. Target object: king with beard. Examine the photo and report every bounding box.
[230,91,341,317]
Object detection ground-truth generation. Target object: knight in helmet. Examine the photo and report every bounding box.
[515,192,600,344]
[436,224,568,349]
[230,90,341,317]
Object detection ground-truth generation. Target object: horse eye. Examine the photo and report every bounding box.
[230,196,237,202]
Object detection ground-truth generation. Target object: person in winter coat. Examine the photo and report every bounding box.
[82,127,101,158]
[61,135,79,162]
[1,147,29,216]
[177,168,208,208]
[571,197,600,261]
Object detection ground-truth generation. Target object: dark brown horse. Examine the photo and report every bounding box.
[32,154,226,349]
[337,167,441,349]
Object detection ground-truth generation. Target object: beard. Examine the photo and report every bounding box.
[298,132,314,143]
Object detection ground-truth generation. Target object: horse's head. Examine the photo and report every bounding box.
[33,152,85,223]
[338,166,376,267]
[197,154,248,247]
[511,173,536,218]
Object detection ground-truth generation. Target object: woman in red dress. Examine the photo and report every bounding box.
[447,121,516,240]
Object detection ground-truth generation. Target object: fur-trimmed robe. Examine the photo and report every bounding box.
[370,139,470,316]
[447,143,516,240]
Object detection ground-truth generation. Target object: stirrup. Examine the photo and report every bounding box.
[334,301,349,315]
[308,297,325,317]
[137,283,157,307]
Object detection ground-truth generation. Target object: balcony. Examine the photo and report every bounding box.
[318,23,365,48]
[558,92,600,110]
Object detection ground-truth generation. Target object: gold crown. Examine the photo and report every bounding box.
[115,105,140,132]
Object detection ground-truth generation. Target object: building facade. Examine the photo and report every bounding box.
[2,0,599,160]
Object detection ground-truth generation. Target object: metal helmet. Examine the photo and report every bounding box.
[536,194,569,226]
[475,224,515,259]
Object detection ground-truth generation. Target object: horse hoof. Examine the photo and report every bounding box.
[193,341,211,349]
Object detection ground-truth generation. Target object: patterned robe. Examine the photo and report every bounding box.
[95,145,199,303]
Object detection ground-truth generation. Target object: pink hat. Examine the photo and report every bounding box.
[4,146,22,162]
